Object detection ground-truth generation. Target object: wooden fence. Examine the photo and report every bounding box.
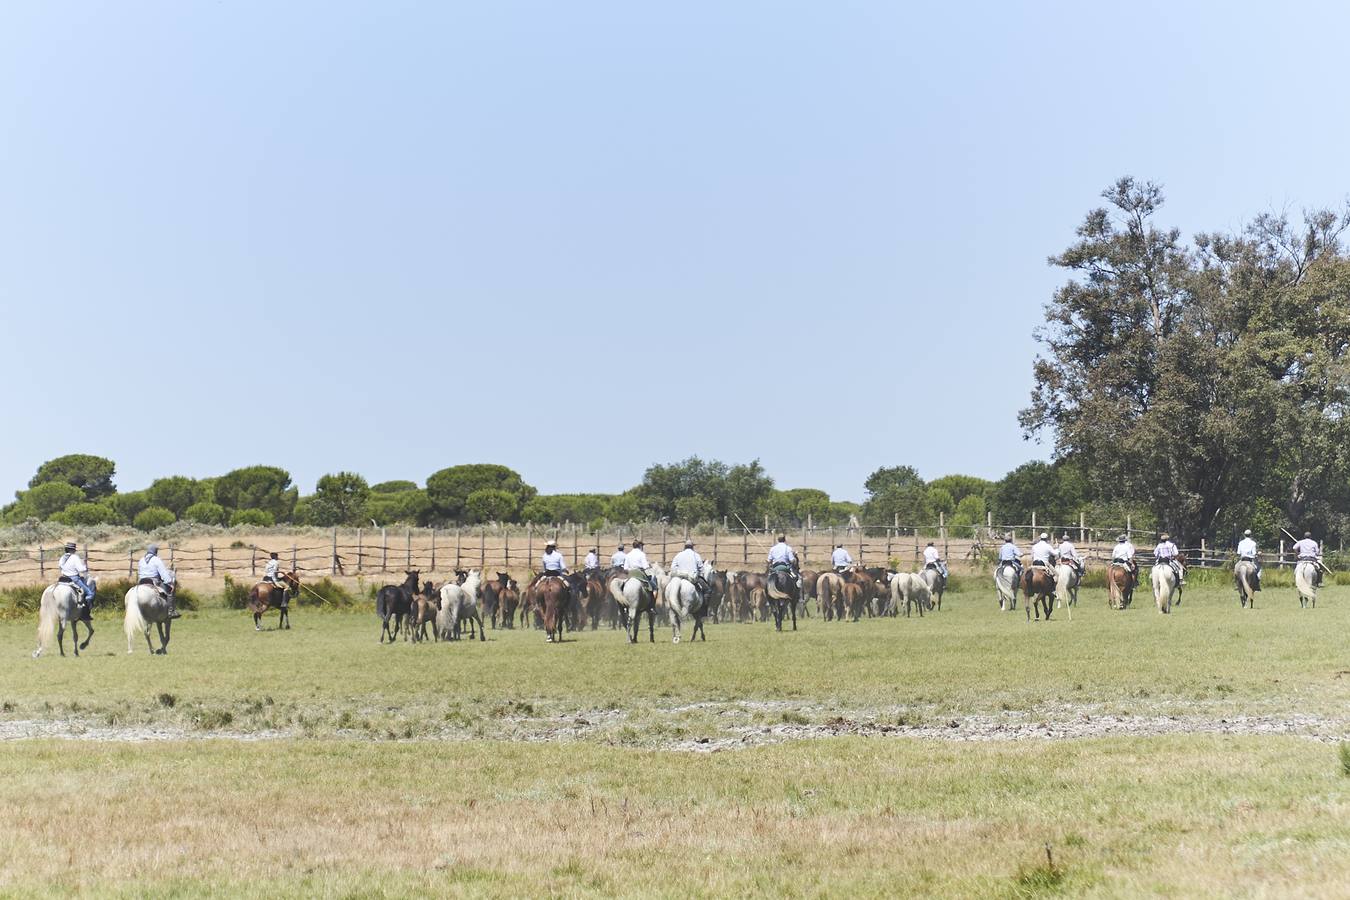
[0,519,1321,585]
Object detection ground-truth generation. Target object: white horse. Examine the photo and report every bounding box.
[1234,560,1259,608]
[33,577,97,658]
[1150,563,1179,614]
[439,569,485,641]
[994,562,1019,611]
[663,573,707,643]
[890,572,932,618]
[1294,560,1320,609]
[919,567,946,611]
[124,582,175,654]
[609,571,656,643]
[1053,562,1080,610]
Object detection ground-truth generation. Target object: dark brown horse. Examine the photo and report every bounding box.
[798,568,818,618]
[707,570,730,623]
[1021,564,1056,621]
[247,571,299,631]
[376,570,419,643]
[1107,562,1136,610]
[535,575,568,642]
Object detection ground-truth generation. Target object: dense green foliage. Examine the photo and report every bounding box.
[132,506,177,532]
[28,453,116,499]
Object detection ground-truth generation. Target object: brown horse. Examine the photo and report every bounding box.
[737,572,767,622]
[535,575,568,642]
[1021,564,1056,621]
[409,580,441,643]
[498,576,521,628]
[376,570,419,643]
[816,572,844,621]
[247,572,299,631]
[798,568,818,617]
[1107,562,1136,610]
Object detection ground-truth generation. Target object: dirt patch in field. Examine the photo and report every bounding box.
[2,699,1345,750]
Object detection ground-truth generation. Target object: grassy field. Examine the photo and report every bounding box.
[2,582,1348,896]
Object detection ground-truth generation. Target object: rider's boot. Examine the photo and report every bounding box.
[166,596,182,618]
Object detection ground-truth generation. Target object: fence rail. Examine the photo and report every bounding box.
[0,521,1327,585]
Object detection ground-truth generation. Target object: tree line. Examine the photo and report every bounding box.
[1,453,1135,535]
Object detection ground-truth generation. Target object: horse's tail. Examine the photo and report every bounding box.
[124,587,147,654]
[376,588,388,619]
[34,587,58,658]
[609,576,628,608]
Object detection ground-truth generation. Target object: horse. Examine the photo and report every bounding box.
[920,566,946,611]
[376,570,418,643]
[736,572,767,622]
[798,568,818,618]
[409,581,441,643]
[706,570,730,623]
[610,572,656,643]
[1021,564,1055,622]
[1295,559,1320,609]
[816,572,845,621]
[124,581,174,655]
[1150,563,1179,614]
[664,574,707,643]
[439,570,486,641]
[1106,563,1135,610]
[33,577,96,658]
[994,562,1019,611]
[765,567,799,631]
[1053,562,1080,610]
[533,575,568,642]
[581,571,607,629]
[247,572,299,631]
[889,572,932,618]
[1234,560,1259,608]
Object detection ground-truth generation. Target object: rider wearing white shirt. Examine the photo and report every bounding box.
[263,552,289,606]
[611,545,627,569]
[670,540,708,596]
[138,544,180,618]
[767,538,797,568]
[623,540,656,593]
[1057,535,1081,574]
[57,541,94,608]
[584,549,599,571]
[1153,533,1184,584]
[1111,534,1137,577]
[831,544,852,572]
[1030,533,1055,568]
[1294,531,1322,586]
[922,541,948,580]
[1236,529,1261,590]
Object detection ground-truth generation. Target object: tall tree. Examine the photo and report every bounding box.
[28,454,116,499]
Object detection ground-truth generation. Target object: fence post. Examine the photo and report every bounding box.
[406,528,412,569]
[661,522,668,564]
[743,529,748,564]
[886,528,893,564]
[1031,511,1036,535]
[130,548,135,577]
[480,526,486,569]
[456,527,463,570]
[331,527,338,575]
[859,528,865,566]
[356,528,363,573]
[764,514,769,532]
[940,512,948,561]
[506,528,512,572]
[430,529,437,572]
[712,526,718,566]
[525,526,531,571]
[1079,511,1086,543]
[291,544,297,572]
[572,525,579,568]
[380,528,388,572]
[209,545,215,577]
[1126,515,1131,537]
[251,545,256,576]
[1200,537,1207,566]
[1279,539,1285,568]
[38,546,45,579]
[801,524,808,567]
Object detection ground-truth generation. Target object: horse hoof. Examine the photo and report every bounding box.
[673,636,680,644]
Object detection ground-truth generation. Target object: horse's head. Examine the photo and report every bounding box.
[283,571,301,590]
[403,570,420,589]
[455,569,468,585]
[495,571,510,586]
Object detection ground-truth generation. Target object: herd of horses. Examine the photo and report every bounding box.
[27,551,1327,658]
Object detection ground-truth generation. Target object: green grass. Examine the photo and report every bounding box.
[1,735,1349,896]
[3,581,1349,896]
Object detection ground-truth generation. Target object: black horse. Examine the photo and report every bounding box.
[376,570,419,643]
[765,565,800,632]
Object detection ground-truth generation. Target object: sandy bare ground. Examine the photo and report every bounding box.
[3,700,1343,749]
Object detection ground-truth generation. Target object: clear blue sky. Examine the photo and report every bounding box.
[2,1,1347,502]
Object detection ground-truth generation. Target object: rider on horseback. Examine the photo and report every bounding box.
[610,544,627,570]
[1237,529,1261,591]
[263,551,289,607]
[1030,533,1055,569]
[57,541,95,612]
[1057,534,1083,577]
[1294,532,1322,586]
[767,535,800,588]
[1111,534,1137,580]
[923,541,949,581]
[139,543,180,618]
[1153,533,1185,585]
[831,543,853,573]
[624,539,657,594]
[583,547,600,574]
[997,533,1022,585]
[670,540,709,599]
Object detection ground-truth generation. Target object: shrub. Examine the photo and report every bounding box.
[109,491,152,524]
[95,577,200,611]
[182,501,227,525]
[133,507,177,532]
[146,476,198,517]
[54,502,120,526]
[221,575,252,609]
[293,576,368,609]
[229,508,275,527]
[20,482,85,519]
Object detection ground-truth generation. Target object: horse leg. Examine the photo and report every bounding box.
[144,625,155,653]
[79,620,93,651]
[790,600,797,631]
[58,622,67,657]
[159,620,171,654]
[255,612,263,631]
